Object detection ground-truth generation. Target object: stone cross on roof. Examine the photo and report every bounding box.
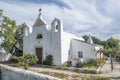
[39,8,42,17]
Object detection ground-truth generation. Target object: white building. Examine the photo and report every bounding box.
[23,9,103,66]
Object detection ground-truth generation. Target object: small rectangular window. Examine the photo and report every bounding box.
[78,51,83,58]
[55,25,59,32]
[37,34,42,39]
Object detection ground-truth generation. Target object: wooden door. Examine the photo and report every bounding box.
[36,48,42,64]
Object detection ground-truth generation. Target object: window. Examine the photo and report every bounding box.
[54,20,59,32]
[55,25,59,30]
[78,51,83,58]
[55,24,59,32]
[36,34,42,39]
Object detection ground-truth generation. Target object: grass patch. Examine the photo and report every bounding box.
[81,70,97,74]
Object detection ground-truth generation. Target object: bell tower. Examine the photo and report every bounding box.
[51,18,63,32]
[50,18,63,65]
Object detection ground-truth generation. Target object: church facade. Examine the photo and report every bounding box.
[23,10,103,66]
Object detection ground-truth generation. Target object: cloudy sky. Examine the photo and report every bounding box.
[0,0,120,40]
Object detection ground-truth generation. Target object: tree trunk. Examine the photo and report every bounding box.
[110,53,113,70]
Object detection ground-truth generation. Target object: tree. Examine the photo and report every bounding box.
[106,48,114,70]
[103,37,120,70]
[82,35,104,45]
[82,35,120,53]
[105,37,120,49]
[95,48,106,68]
[82,35,88,41]
[0,10,24,54]
[14,53,38,69]
[104,37,120,55]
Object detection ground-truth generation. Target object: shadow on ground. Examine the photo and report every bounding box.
[109,76,120,80]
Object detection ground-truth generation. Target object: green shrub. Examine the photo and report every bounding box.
[43,55,53,65]
[73,69,80,73]
[96,58,106,67]
[61,61,72,67]
[76,61,83,68]
[82,70,97,74]
[83,59,98,68]
[95,77,110,80]
[83,58,105,68]
[9,57,19,63]
[14,53,38,69]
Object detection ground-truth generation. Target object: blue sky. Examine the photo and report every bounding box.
[0,0,120,40]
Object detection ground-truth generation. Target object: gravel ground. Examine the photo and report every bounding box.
[100,59,120,80]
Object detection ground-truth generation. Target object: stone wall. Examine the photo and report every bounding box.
[0,64,62,80]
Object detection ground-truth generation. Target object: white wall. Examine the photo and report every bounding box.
[50,18,62,65]
[23,24,51,62]
[70,39,96,66]
[61,32,85,64]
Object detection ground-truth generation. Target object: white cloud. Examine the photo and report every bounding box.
[112,34,120,40]
[0,0,120,40]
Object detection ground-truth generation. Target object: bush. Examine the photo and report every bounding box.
[93,77,110,80]
[43,55,53,65]
[83,58,105,68]
[61,61,72,67]
[73,69,80,73]
[9,57,19,63]
[97,58,106,67]
[14,53,38,69]
[83,59,98,68]
[76,61,83,68]
[82,70,97,74]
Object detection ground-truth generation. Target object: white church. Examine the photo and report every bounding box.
[23,9,103,66]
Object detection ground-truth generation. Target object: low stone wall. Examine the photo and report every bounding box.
[0,64,62,80]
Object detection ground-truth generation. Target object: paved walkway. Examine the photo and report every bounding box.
[100,59,120,80]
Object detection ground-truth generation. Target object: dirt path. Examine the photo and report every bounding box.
[100,59,120,80]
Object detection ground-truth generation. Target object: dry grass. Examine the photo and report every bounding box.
[28,67,109,80]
